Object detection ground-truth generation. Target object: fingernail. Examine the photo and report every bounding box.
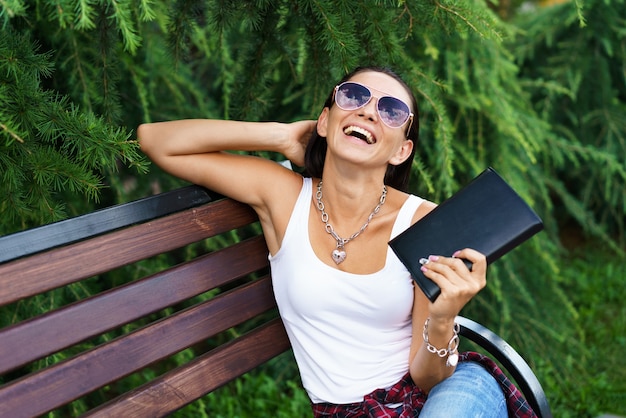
[420,266,428,272]
[452,250,461,258]
[428,255,439,262]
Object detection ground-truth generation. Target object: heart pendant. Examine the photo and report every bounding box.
[331,249,347,264]
[446,352,459,367]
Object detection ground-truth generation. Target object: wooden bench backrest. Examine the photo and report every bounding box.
[0,186,289,417]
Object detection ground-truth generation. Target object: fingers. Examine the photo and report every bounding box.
[452,248,487,276]
[419,249,487,303]
[297,120,318,141]
[284,120,317,166]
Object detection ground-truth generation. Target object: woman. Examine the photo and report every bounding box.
[138,66,534,417]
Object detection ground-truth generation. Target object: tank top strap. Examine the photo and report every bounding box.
[390,195,425,239]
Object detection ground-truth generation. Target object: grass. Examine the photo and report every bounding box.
[541,243,626,417]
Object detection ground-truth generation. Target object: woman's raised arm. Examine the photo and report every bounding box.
[137,119,316,207]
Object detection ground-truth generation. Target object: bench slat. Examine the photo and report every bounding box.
[0,277,277,418]
[0,236,269,375]
[85,318,290,418]
[0,186,216,264]
[0,198,257,307]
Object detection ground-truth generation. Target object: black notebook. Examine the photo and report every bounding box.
[388,167,544,302]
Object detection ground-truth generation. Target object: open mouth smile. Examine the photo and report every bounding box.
[344,125,376,144]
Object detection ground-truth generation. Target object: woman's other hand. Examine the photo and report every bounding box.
[420,248,487,321]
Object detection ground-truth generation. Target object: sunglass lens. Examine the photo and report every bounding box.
[336,82,371,110]
[378,97,410,128]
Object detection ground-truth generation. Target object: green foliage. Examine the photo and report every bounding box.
[537,242,626,417]
[514,0,626,245]
[1,0,624,416]
[0,29,147,234]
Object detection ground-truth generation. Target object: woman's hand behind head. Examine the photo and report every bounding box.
[282,120,317,167]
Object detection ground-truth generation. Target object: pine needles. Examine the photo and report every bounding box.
[0,30,147,233]
[1,0,625,415]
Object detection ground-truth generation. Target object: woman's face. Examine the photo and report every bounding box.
[317,71,414,168]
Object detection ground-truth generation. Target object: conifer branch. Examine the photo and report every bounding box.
[65,33,93,112]
[396,2,414,37]
[74,0,97,30]
[433,1,502,41]
[0,0,27,23]
[0,121,24,143]
[2,2,624,412]
[107,0,142,54]
[138,0,157,21]
[308,0,358,73]
[573,0,586,27]
[435,1,480,34]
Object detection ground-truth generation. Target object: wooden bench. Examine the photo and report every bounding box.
[0,185,552,418]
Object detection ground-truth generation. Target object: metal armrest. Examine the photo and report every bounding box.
[456,316,552,418]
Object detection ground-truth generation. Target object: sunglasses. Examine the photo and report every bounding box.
[334,81,414,132]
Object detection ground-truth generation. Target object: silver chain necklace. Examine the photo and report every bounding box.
[315,180,387,265]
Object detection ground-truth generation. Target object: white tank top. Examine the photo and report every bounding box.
[270,177,425,404]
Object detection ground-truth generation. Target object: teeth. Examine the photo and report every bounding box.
[344,126,375,144]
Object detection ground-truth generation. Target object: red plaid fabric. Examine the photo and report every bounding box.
[311,351,537,418]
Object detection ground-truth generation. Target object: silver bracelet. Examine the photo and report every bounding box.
[422,318,460,367]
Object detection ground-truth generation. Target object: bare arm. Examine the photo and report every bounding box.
[138,119,315,205]
[137,118,317,253]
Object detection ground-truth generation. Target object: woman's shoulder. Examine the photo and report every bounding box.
[262,165,305,206]
[387,188,436,216]
[411,198,436,224]
[391,190,436,226]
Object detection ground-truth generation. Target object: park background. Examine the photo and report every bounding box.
[1,0,624,416]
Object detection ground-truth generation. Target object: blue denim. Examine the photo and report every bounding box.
[419,361,508,417]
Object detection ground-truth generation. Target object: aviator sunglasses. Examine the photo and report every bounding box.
[334,81,414,132]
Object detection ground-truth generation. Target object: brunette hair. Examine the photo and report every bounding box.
[303,66,419,192]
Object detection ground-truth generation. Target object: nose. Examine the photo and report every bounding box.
[358,97,379,122]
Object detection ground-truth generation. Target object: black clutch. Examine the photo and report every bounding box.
[388,167,544,302]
